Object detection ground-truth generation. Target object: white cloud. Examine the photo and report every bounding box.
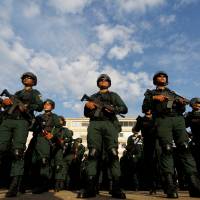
[48,0,91,14]
[23,2,40,18]
[87,43,105,59]
[174,0,199,9]
[115,0,165,13]
[140,21,152,30]
[94,24,143,60]
[0,0,12,22]
[95,24,134,45]
[63,101,84,116]
[108,45,130,60]
[0,39,32,66]
[133,61,143,68]
[108,41,143,60]
[0,23,14,39]
[159,14,176,26]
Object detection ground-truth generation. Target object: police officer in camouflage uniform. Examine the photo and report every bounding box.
[53,116,73,192]
[185,98,200,172]
[0,72,43,197]
[142,71,200,198]
[31,99,61,194]
[77,74,128,199]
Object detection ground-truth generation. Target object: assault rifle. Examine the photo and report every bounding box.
[0,89,35,127]
[81,94,125,118]
[146,89,190,110]
[165,91,190,109]
[0,89,28,115]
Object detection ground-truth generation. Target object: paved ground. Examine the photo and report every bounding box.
[0,190,193,200]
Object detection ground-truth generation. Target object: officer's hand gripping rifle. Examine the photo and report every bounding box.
[81,94,125,118]
[0,89,35,128]
[164,90,190,110]
[0,89,28,114]
[146,89,190,110]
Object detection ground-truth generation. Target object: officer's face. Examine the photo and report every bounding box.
[156,74,166,85]
[23,76,34,86]
[98,79,110,89]
[44,102,53,111]
[193,103,200,110]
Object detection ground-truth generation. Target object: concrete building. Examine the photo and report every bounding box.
[65,117,137,157]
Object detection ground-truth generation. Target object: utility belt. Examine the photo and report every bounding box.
[90,117,112,121]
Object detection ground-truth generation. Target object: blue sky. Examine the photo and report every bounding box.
[0,0,200,117]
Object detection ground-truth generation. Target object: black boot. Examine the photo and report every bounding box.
[32,176,49,194]
[6,176,22,197]
[188,174,200,197]
[149,181,157,195]
[111,178,126,199]
[77,176,96,198]
[55,179,65,192]
[164,173,178,198]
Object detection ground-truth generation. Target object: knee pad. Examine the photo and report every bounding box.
[13,149,24,160]
[162,144,173,155]
[88,148,98,159]
[108,148,119,160]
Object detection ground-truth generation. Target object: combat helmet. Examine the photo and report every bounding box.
[153,71,168,85]
[21,72,37,86]
[97,74,111,87]
[190,97,200,107]
[58,115,66,126]
[43,99,55,109]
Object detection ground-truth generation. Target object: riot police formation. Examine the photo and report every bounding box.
[1,71,200,199]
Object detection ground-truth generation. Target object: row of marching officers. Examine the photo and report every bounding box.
[1,71,200,199]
